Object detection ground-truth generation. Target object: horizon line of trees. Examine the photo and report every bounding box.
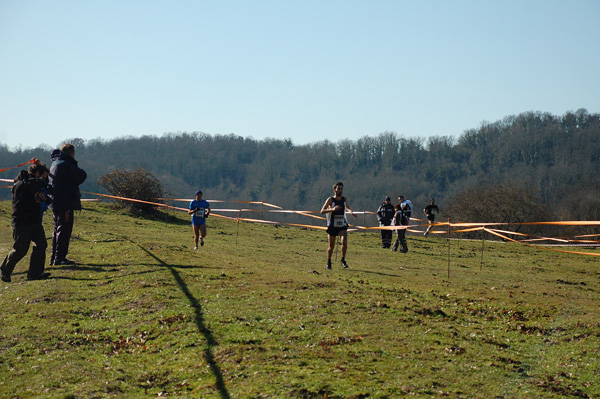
[1,109,599,232]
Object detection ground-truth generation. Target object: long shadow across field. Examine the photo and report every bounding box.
[135,243,230,399]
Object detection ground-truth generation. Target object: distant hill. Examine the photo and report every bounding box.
[1,109,599,221]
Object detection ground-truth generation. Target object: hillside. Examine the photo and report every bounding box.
[0,202,599,398]
[1,110,599,224]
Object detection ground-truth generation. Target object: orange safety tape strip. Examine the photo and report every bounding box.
[201,208,326,222]
[0,158,39,173]
[268,209,326,220]
[355,225,409,230]
[483,228,600,257]
[85,192,323,229]
[574,233,600,238]
[162,198,283,209]
[74,191,600,253]
[479,227,600,245]
[164,197,328,221]
[82,191,189,212]
[210,208,262,212]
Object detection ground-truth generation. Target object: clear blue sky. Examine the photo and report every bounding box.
[1,0,599,150]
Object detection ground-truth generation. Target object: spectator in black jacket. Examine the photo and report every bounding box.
[391,203,409,254]
[49,144,87,266]
[376,196,395,248]
[1,163,53,282]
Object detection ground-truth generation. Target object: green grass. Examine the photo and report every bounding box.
[1,201,599,398]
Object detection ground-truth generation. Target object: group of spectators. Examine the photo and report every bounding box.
[1,144,87,282]
[376,195,440,252]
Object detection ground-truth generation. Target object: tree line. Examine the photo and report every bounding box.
[1,109,599,231]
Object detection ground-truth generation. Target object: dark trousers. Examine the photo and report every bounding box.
[392,228,408,253]
[1,223,47,278]
[380,225,393,248]
[51,209,74,264]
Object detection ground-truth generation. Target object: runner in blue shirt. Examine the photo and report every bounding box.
[188,190,211,249]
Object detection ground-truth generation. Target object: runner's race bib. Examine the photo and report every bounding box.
[194,208,205,218]
[333,215,346,228]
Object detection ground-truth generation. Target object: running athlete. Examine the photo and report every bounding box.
[320,182,357,269]
[188,190,211,249]
[423,198,440,237]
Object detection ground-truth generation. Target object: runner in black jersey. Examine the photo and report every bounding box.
[423,198,440,237]
[320,181,357,269]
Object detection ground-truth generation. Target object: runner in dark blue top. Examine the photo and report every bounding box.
[188,190,211,249]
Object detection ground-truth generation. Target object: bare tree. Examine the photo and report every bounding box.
[447,181,551,235]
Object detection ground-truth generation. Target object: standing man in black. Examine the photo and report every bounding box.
[1,162,53,282]
[376,196,395,248]
[49,144,87,266]
[391,203,410,254]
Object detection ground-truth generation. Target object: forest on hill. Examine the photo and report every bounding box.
[1,109,599,227]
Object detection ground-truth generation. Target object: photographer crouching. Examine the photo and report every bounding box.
[1,162,53,282]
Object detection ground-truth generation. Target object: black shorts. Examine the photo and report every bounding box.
[427,214,435,222]
[326,226,348,237]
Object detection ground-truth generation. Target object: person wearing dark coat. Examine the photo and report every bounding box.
[391,203,409,254]
[1,163,52,282]
[49,144,87,266]
[376,196,395,248]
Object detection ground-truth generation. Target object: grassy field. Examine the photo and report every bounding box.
[0,201,599,398]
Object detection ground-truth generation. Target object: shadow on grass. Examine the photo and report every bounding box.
[135,242,231,399]
[346,268,404,278]
[50,263,124,272]
[52,262,213,271]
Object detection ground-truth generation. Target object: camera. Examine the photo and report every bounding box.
[26,176,53,204]
[44,182,54,196]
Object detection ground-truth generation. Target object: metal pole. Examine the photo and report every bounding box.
[447,218,451,279]
[236,211,240,246]
[480,228,485,271]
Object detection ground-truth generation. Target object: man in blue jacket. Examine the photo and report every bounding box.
[49,144,87,266]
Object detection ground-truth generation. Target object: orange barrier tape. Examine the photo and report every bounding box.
[82,191,189,212]
[0,158,39,173]
[355,225,409,231]
[472,227,600,245]
[162,198,283,209]
[492,229,591,244]
[268,210,326,221]
[165,199,326,219]
[210,208,262,212]
[483,228,600,257]
[574,233,600,238]
[286,223,328,230]
[521,220,600,226]
[77,191,600,256]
